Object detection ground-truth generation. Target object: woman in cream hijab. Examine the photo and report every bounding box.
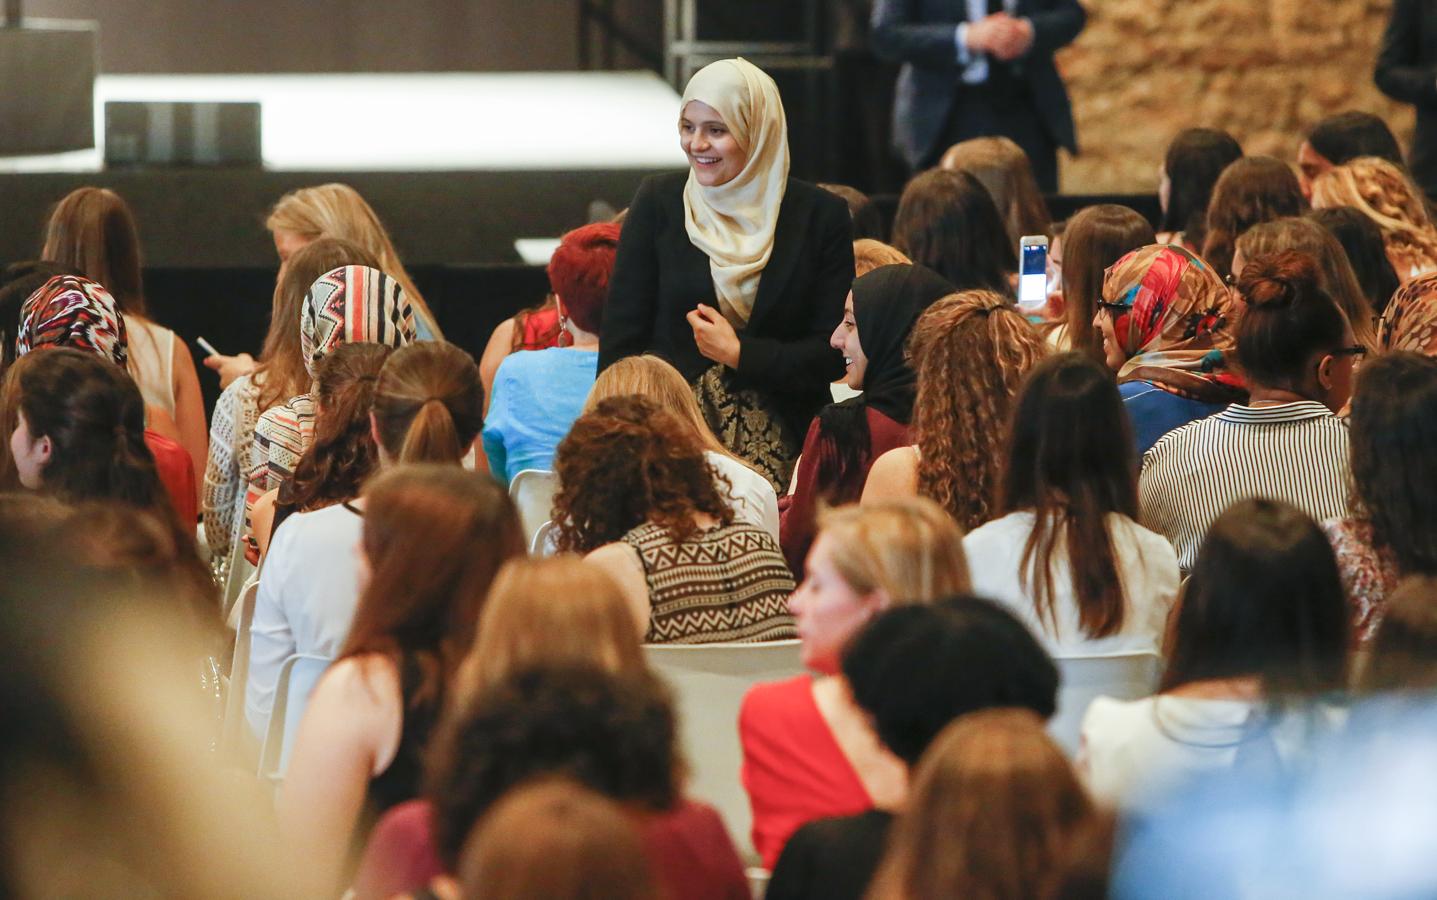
[600,58,854,492]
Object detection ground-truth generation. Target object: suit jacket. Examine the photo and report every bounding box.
[1376,0,1437,194]
[870,0,1086,168]
[599,172,854,437]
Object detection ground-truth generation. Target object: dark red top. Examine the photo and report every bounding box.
[740,675,873,869]
[778,407,909,578]
[144,428,196,527]
[351,796,748,900]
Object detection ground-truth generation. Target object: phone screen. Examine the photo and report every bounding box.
[1019,241,1048,308]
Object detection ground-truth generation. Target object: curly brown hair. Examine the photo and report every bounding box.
[908,291,1048,531]
[551,395,733,553]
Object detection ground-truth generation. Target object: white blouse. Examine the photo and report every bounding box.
[963,510,1180,657]
[707,450,780,541]
[1079,694,1342,810]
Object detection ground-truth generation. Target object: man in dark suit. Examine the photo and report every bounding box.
[870,0,1086,192]
[1376,0,1437,200]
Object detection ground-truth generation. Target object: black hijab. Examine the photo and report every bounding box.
[814,263,955,501]
[846,263,956,423]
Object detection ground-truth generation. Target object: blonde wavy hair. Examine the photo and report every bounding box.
[854,239,912,278]
[267,183,442,336]
[1311,157,1437,280]
[908,291,1048,530]
[816,498,970,604]
[585,354,742,463]
[454,557,645,706]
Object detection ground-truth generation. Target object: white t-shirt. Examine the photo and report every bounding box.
[963,510,1180,657]
[707,450,780,541]
[244,502,364,740]
[1079,694,1342,810]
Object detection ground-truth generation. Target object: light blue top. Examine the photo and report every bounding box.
[482,347,598,485]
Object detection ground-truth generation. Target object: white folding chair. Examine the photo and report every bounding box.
[258,653,332,785]
[219,576,261,764]
[508,469,558,553]
[530,520,558,556]
[220,536,256,625]
[643,640,805,862]
[1050,651,1163,756]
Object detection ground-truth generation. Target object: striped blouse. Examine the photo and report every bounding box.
[1139,401,1350,570]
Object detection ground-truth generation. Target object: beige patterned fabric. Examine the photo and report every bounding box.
[622,521,796,644]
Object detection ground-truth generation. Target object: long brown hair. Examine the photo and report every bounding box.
[1202,156,1307,278]
[371,342,484,464]
[41,187,146,316]
[867,709,1095,900]
[908,291,1048,531]
[939,135,1052,253]
[1061,204,1155,356]
[5,348,170,520]
[1237,217,1376,351]
[254,237,379,412]
[266,183,441,336]
[999,353,1138,639]
[892,169,1016,293]
[456,557,645,705]
[342,465,524,712]
[552,395,733,553]
[283,343,390,513]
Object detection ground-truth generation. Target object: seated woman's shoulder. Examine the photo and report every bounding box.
[860,445,919,504]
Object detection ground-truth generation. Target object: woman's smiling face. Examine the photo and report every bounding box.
[679,101,748,187]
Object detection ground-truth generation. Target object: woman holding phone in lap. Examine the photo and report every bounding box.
[600,58,854,491]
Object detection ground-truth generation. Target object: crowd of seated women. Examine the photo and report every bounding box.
[14,53,1437,899]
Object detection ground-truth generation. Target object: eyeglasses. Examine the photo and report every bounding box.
[1332,345,1367,359]
[1096,301,1130,318]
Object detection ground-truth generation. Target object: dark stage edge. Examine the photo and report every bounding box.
[0,166,678,268]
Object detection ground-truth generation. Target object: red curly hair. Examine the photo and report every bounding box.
[552,395,733,553]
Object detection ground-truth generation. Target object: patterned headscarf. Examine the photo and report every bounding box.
[16,274,128,367]
[1102,244,1246,402]
[300,265,416,379]
[1379,270,1437,355]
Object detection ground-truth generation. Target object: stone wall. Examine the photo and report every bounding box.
[1058,0,1413,192]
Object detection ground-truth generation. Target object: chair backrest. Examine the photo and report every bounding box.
[219,577,261,763]
[258,653,332,784]
[643,640,805,861]
[530,519,558,556]
[1050,651,1163,756]
[221,537,256,625]
[509,469,558,551]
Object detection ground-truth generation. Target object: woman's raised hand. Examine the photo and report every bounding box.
[687,304,742,368]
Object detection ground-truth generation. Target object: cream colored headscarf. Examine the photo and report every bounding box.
[681,58,790,327]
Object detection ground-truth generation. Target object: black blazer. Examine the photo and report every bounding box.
[1376,0,1437,194]
[599,172,854,436]
[870,0,1086,168]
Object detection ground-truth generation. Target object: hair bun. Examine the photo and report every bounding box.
[1237,248,1323,310]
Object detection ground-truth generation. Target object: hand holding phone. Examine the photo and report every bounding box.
[1018,235,1049,309]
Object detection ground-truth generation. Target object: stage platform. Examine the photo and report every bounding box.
[0,72,686,267]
